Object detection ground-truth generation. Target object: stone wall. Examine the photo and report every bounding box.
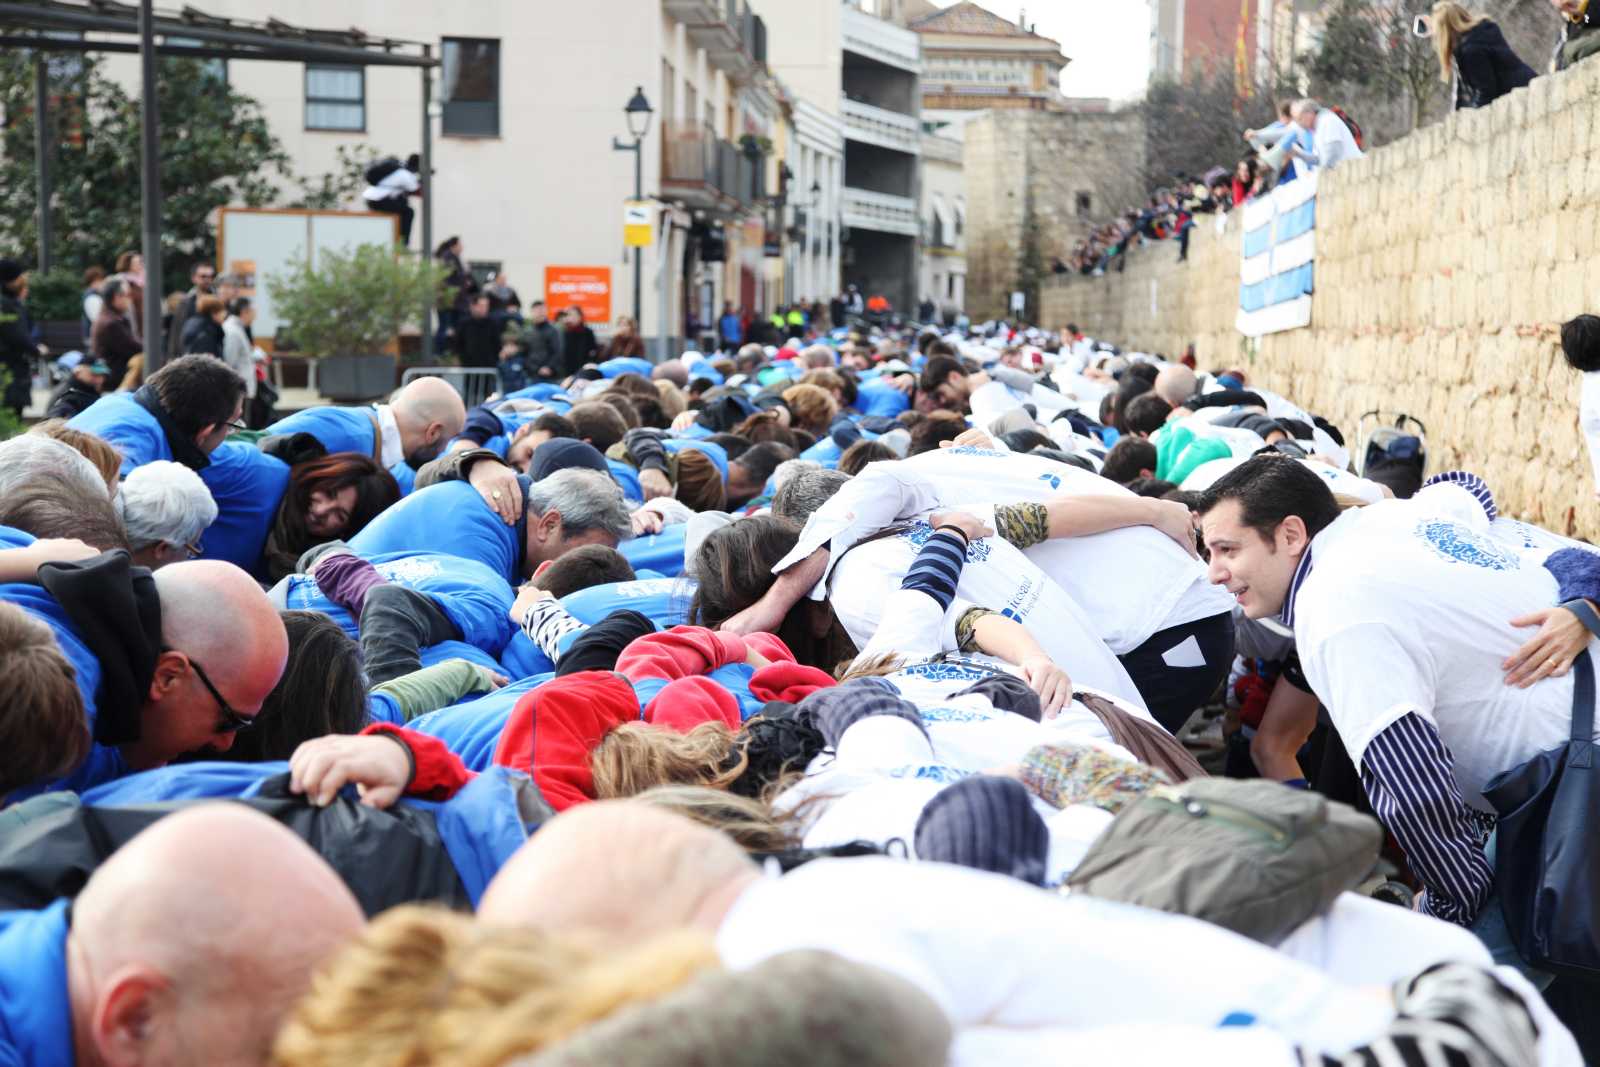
[1042,60,1600,535]
[965,109,1146,321]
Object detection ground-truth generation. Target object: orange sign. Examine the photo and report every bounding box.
[545,266,612,324]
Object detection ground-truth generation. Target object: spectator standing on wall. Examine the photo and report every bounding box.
[1287,99,1364,172]
[434,236,478,352]
[1427,3,1536,109]
[1551,0,1600,68]
[363,153,422,246]
[1560,314,1600,499]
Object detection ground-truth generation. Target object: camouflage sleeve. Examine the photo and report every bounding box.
[994,502,1050,550]
[955,606,998,653]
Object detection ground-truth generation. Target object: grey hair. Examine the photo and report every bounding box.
[771,465,851,526]
[1291,97,1320,116]
[525,467,633,540]
[118,461,218,551]
[0,435,107,503]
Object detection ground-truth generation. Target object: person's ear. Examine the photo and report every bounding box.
[194,423,218,445]
[534,509,561,542]
[148,650,187,703]
[1277,514,1310,556]
[92,965,172,1067]
[532,558,554,580]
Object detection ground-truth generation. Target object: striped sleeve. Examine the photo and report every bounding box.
[1421,470,1497,521]
[521,596,588,662]
[901,528,968,612]
[1359,712,1495,926]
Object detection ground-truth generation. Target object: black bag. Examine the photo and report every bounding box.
[0,776,469,916]
[1482,649,1600,978]
[364,155,402,186]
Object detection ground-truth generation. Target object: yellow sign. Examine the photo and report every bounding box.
[623,200,654,247]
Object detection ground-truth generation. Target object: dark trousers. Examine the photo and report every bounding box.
[369,195,415,245]
[359,585,462,685]
[1117,611,1236,734]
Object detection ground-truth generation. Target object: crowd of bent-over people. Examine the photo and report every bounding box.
[2,313,1600,1067]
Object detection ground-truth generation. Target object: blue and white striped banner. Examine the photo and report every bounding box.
[1236,171,1318,337]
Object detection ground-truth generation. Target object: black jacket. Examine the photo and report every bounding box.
[0,293,34,413]
[179,314,223,358]
[561,324,599,377]
[519,320,564,380]
[43,378,101,421]
[453,314,504,369]
[1454,21,1535,109]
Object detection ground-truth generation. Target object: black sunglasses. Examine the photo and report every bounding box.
[166,647,254,733]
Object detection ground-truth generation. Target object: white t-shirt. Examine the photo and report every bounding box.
[1308,109,1363,170]
[1293,490,1599,809]
[779,448,1227,655]
[1581,371,1600,497]
[1181,456,1389,504]
[362,166,420,202]
[715,857,1395,1048]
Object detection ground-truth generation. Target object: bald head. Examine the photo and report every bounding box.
[1154,364,1197,407]
[70,804,362,1067]
[134,561,287,767]
[391,376,466,465]
[479,801,758,939]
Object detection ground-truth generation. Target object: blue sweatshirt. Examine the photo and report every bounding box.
[263,406,378,459]
[196,441,292,578]
[68,392,168,476]
[0,901,71,1067]
[351,480,524,584]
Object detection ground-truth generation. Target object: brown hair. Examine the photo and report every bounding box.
[0,481,128,552]
[608,373,660,405]
[673,449,727,513]
[220,611,369,762]
[731,411,796,448]
[590,722,746,800]
[196,294,226,319]
[0,601,90,799]
[82,265,106,288]
[533,543,636,598]
[271,905,719,1067]
[264,453,401,581]
[568,400,630,452]
[29,420,123,495]
[837,439,895,476]
[908,411,966,455]
[780,384,838,437]
[597,392,640,430]
[655,380,687,420]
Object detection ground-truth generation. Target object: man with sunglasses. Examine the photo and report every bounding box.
[69,354,246,478]
[1,529,288,801]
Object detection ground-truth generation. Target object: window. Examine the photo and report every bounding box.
[1075,192,1092,218]
[305,64,365,131]
[441,37,500,137]
[163,35,226,83]
[662,59,676,123]
[947,274,956,300]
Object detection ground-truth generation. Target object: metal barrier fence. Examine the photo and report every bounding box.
[400,366,500,409]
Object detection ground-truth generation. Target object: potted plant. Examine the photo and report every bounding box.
[267,243,446,401]
[25,267,89,355]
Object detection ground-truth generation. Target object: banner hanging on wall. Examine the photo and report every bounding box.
[1236,170,1318,338]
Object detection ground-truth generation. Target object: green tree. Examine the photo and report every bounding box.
[0,51,294,294]
[1306,0,1440,140]
[1139,68,1281,194]
[290,143,384,211]
[267,243,446,358]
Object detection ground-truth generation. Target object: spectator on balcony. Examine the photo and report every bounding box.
[1428,3,1535,109]
[1287,99,1364,172]
[1552,0,1600,68]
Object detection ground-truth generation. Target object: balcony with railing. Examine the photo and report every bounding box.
[661,120,764,215]
[842,186,919,238]
[841,97,920,156]
[669,0,765,84]
[842,2,919,74]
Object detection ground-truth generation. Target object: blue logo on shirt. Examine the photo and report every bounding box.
[1417,520,1520,571]
[899,521,993,562]
[948,446,1010,459]
[1038,472,1061,490]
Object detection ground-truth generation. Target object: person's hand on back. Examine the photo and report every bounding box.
[288,733,413,810]
[638,467,674,501]
[509,582,553,624]
[928,510,994,543]
[468,460,523,525]
[939,428,998,452]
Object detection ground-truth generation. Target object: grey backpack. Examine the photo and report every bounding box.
[1064,778,1382,945]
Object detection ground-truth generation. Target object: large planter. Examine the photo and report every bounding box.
[318,353,395,402]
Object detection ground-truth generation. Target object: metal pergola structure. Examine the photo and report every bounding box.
[0,0,441,371]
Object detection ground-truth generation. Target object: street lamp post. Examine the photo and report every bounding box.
[612,86,653,328]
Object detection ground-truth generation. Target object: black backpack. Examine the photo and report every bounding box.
[364,156,402,186]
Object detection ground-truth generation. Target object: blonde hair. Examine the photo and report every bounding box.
[835,650,905,682]
[780,384,838,436]
[29,420,122,496]
[655,379,687,419]
[635,784,798,852]
[271,906,720,1067]
[589,721,746,800]
[1432,2,1489,80]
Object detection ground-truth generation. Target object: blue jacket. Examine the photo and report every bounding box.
[390,460,418,496]
[562,577,692,629]
[351,480,525,584]
[855,380,911,419]
[68,392,168,476]
[197,441,292,578]
[619,524,688,578]
[409,673,552,771]
[80,764,532,906]
[663,438,729,482]
[263,406,379,460]
[0,900,71,1067]
[598,357,653,379]
[279,551,515,659]
[607,459,643,503]
[0,528,129,802]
